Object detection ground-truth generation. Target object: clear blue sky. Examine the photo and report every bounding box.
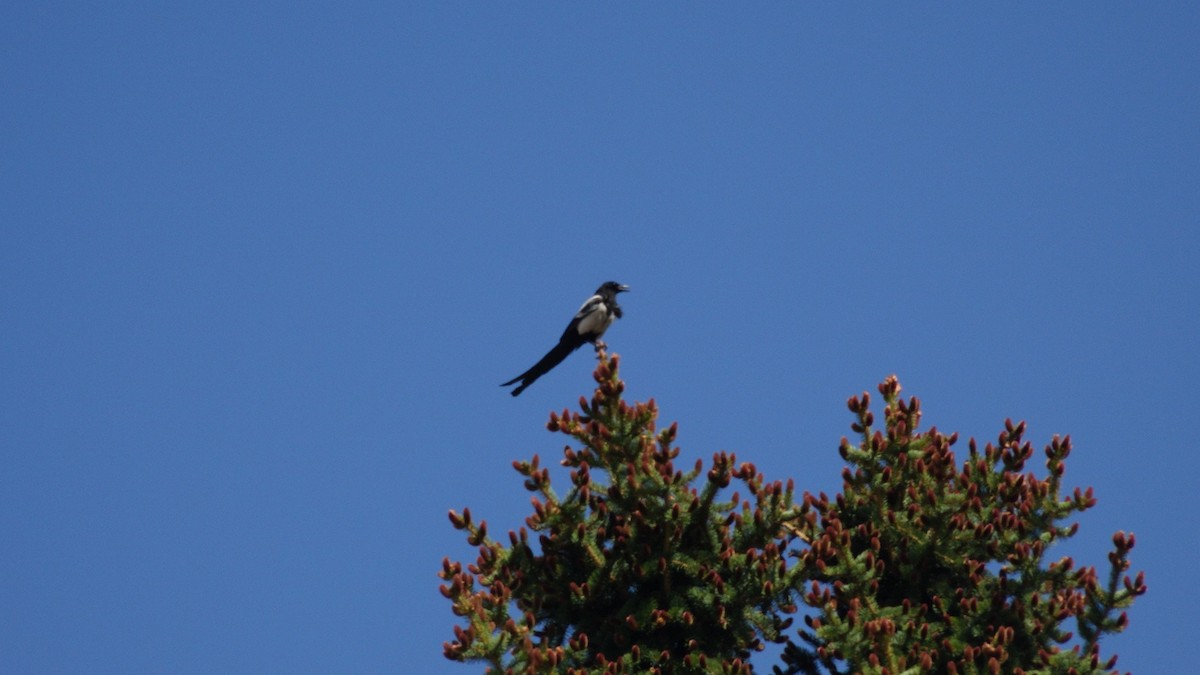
[3,4,1196,673]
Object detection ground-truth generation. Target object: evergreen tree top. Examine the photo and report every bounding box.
[441,351,1144,674]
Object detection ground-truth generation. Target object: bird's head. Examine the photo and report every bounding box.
[599,281,630,295]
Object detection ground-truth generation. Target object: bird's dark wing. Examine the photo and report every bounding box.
[561,293,609,343]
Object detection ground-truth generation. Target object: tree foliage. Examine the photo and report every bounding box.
[786,377,1144,674]
[440,352,1144,674]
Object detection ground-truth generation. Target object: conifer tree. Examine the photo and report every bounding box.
[781,376,1145,674]
[440,353,1144,673]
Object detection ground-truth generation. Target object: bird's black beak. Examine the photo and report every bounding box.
[617,284,630,293]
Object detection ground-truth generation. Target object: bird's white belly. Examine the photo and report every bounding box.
[576,308,613,337]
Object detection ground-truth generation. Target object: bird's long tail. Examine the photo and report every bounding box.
[501,340,576,396]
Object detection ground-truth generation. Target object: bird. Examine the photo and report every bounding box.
[502,281,630,396]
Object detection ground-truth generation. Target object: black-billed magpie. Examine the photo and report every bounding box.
[502,281,630,396]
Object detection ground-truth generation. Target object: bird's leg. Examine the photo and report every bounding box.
[593,339,607,354]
